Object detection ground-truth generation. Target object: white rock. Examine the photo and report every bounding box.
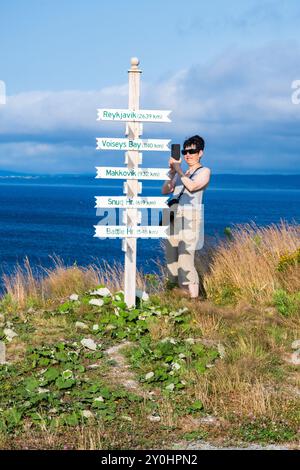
[4,328,18,342]
[121,415,132,422]
[291,340,300,350]
[0,342,6,365]
[178,353,186,359]
[5,321,13,328]
[89,298,104,307]
[92,324,99,331]
[75,321,89,330]
[38,387,50,394]
[145,371,155,380]
[90,287,111,297]
[136,289,149,301]
[87,363,100,369]
[185,338,195,345]
[147,414,161,422]
[81,338,97,351]
[94,396,104,402]
[217,343,226,359]
[82,410,94,418]
[171,362,181,370]
[165,383,175,391]
[69,294,79,301]
[290,351,300,365]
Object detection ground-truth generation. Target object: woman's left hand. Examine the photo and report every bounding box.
[170,159,182,173]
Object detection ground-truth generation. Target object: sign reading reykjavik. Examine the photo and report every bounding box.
[97,108,171,122]
[95,196,169,209]
[94,225,168,238]
[96,166,170,180]
[96,137,170,152]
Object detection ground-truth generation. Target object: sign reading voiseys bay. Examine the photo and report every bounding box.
[96,166,170,180]
[94,225,168,238]
[96,138,170,151]
[97,108,171,122]
[95,196,169,209]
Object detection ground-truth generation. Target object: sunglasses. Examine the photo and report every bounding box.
[181,148,199,156]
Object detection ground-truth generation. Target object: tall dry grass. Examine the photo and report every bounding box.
[203,222,300,304]
[2,255,146,309]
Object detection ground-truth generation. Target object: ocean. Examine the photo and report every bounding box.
[0,174,299,282]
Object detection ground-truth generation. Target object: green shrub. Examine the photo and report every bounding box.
[273,289,300,317]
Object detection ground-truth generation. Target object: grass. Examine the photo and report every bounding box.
[0,222,299,449]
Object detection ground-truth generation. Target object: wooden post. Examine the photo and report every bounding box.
[124,57,142,307]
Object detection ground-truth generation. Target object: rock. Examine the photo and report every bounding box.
[4,328,18,342]
[217,343,226,359]
[90,287,111,297]
[147,414,161,422]
[165,383,175,391]
[38,387,50,394]
[0,342,6,364]
[121,415,132,422]
[69,294,79,301]
[87,363,100,369]
[94,396,104,402]
[75,321,89,331]
[185,338,195,345]
[291,340,300,350]
[136,289,149,301]
[92,324,99,331]
[81,338,97,351]
[82,410,94,419]
[145,371,154,380]
[290,351,300,365]
[89,298,104,307]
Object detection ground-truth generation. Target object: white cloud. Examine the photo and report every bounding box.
[0,42,300,172]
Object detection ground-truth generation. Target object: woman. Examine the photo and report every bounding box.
[161,135,211,299]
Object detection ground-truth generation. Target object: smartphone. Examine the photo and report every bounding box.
[171,143,181,160]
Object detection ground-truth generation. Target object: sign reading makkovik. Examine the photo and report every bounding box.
[96,137,170,152]
[96,166,170,180]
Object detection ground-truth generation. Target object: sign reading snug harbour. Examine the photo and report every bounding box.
[95,57,172,307]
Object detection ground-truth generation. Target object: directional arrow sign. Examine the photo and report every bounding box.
[96,167,170,180]
[96,138,170,152]
[95,196,169,209]
[94,225,168,238]
[97,108,171,123]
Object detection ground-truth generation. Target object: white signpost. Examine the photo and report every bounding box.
[95,57,172,307]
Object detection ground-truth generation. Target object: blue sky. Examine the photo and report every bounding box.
[0,0,300,173]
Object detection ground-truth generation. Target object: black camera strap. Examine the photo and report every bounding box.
[168,165,203,206]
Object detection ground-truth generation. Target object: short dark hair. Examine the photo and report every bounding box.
[183,135,205,152]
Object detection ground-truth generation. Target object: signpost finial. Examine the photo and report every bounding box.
[130,57,140,70]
